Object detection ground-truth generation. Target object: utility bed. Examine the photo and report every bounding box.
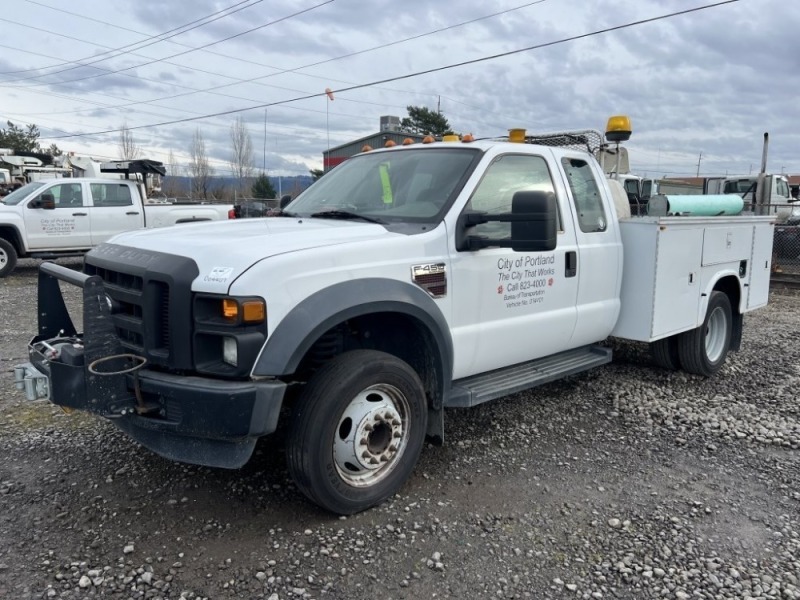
[612,215,774,342]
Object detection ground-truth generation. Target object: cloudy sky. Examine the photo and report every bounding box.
[0,0,797,181]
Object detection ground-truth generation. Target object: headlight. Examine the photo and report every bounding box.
[193,294,268,377]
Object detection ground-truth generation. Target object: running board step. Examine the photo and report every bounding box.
[446,345,612,408]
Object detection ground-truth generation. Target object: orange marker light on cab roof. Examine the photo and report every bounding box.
[384,139,396,147]
[361,144,373,152]
[402,138,415,145]
[422,135,435,144]
[508,128,526,143]
[462,133,475,142]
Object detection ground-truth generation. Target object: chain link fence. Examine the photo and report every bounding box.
[774,224,800,275]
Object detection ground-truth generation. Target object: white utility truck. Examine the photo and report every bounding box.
[0,160,232,277]
[15,118,774,514]
[705,174,798,223]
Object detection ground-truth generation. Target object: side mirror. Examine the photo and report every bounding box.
[510,191,557,252]
[30,193,56,210]
[456,190,557,252]
[279,194,292,209]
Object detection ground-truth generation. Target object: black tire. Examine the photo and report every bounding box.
[651,335,681,370]
[678,291,732,377]
[0,238,18,278]
[287,350,427,515]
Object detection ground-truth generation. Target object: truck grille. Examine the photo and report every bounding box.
[87,266,171,358]
[84,245,199,371]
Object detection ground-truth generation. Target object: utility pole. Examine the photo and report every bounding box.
[437,95,441,114]
[263,109,267,173]
[696,152,702,177]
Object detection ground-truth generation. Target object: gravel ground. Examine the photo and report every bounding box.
[1,258,799,599]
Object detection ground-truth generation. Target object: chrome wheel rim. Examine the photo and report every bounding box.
[332,383,409,488]
[705,306,727,363]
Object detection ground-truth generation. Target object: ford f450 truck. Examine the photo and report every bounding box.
[0,160,232,277]
[15,119,774,514]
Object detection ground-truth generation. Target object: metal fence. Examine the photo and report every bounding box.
[774,225,800,275]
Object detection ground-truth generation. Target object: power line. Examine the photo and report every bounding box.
[1,0,545,120]
[0,1,334,88]
[0,0,265,79]
[45,0,741,140]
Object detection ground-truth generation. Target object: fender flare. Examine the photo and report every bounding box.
[252,278,453,397]
[0,224,26,254]
[701,270,744,351]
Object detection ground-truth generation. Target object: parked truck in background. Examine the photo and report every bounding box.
[15,117,774,515]
[0,160,232,277]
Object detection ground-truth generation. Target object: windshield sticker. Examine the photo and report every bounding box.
[204,266,234,284]
[379,163,393,204]
[496,254,556,308]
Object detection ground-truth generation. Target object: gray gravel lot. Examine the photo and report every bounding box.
[1,259,799,599]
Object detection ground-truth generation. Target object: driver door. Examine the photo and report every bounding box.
[447,151,579,379]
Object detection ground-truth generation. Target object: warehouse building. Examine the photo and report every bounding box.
[322,116,427,172]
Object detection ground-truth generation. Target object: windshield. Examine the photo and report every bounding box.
[288,147,481,222]
[1,181,45,205]
[776,177,790,199]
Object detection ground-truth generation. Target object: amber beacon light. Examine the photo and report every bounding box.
[605,115,632,142]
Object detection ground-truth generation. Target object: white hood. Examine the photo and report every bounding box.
[104,217,398,291]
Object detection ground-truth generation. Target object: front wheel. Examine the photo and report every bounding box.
[0,238,18,278]
[678,291,732,376]
[287,350,427,514]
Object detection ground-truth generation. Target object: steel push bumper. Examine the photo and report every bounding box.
[16,262,285,468]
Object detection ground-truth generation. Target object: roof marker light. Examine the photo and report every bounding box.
[508,128,526,143]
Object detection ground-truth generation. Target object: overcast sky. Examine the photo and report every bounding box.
[0,0,797,180]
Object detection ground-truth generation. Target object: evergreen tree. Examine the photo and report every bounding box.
[0,121,62,155]
[399,106,452,137]
[252,172,276,198]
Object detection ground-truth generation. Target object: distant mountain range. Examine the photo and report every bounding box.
[163,174,314,196]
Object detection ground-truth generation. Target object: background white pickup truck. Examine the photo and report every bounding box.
[15,121,775,515]
[0,177,232,277]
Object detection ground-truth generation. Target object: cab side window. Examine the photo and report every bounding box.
[464,154,557,242]
[91,183,133,207]
[47,183,83,208]
[561,157,607,233]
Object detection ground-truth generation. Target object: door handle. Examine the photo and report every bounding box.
[565,251,577,277]
[126,211,140,215]
[72,212,88,216]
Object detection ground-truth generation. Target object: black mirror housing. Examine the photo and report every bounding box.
[510,191,557,252]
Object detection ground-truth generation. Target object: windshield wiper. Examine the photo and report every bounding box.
[310,209,385,224]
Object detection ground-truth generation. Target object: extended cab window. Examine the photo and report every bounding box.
[91,183,133,207]
[561,157,607,233]
[464,154,557,241]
